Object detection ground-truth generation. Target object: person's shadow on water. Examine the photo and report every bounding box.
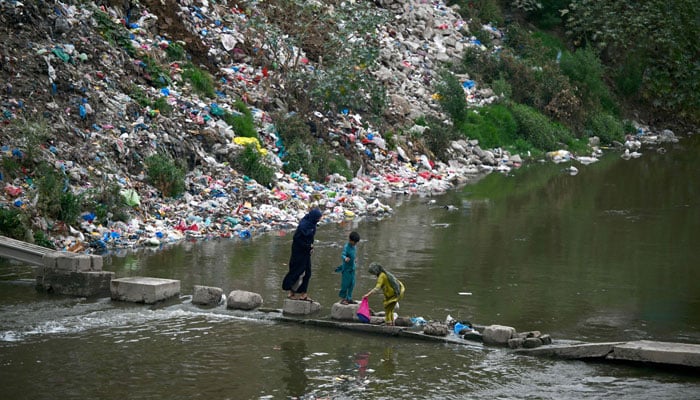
[376,346,396,380]
[281,340,309,399]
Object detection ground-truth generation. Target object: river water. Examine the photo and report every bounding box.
[1,136,699,399]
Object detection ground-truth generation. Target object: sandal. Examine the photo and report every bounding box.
[287,293,299,300]
[340,299,350,305]
[298,296,315,302]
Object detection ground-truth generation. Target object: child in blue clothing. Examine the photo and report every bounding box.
[336,231,360,304]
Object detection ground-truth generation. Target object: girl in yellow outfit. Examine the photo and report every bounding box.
[363,262,405,325]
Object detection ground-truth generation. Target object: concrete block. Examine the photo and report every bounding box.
[192,285,224,306]
[34,266,45,284]
[56,254,79,272]
[226,290,263,310]
[36,270,114,297]
[514,342,620,359]
[110,277,180,304]
[609,340,700,368]
[283,298,321,315]
[331,302,359,321]
[90,255,104,271]
[75,255,92,272]
[42,253,59,269]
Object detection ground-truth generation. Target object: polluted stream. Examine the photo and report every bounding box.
[2,138,700,399]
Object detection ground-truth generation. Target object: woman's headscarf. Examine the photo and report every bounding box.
[297,207,323,236]
[368,262,401,295]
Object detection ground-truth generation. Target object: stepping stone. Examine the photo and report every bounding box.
[110,277,180,304]
[283,298,321,315]
[331,301,360,321]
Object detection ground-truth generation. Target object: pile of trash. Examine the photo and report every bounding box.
[0,0,521,254]
[2,0,676,255]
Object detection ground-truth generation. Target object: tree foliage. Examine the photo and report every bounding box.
[562,0,700,123]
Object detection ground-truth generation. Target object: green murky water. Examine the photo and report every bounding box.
[1,136,699,399]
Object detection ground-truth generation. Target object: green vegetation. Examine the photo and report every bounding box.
[509,102,573,151]
[461,104,517,149]
[272,113,354,182]
[235,145,275,187]
[224,100,257,138]
[35,163,83,224]
[182,65,216,98]
[585,113,625,145]
[561,0,699,123]
[165,42,186,62]
[435,70,468,126]
[145,153,186,197]
[83,181,131,224]
[94,9,136,56]
[152,96,173,115]
[0,207,27,240]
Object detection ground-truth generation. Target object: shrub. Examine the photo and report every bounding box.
[435,70,468,125]
[491,77,512,100]
[559,47,617,114]
[613,53,644,98]
[585,113,624,145]
[0,207,27,240]
[274,113,317,176]
[141,56,171,88]
[84,181,131,224]
[33,231,55,249]
[130,85,151,108]
[1,154,22,180]
[35,163,82,224]
[94,10,136,56]
[328,155,353,181]
[424,116,458,162]
[165,42,186,61]
[451,0,504,25]
[509,103,571,151]
[274,112,311,145]
[182,65,216,98]
[224,100,257,138]
[153,97,173,116]
[236,145,275,187]
[58,191,83,224]
[459,104,517,149]
[525,0,570,30]
[282,140,311,175]
[254,0,388,121]
[145,153,186,197]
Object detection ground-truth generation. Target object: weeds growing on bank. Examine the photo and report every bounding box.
[145,153,186,197]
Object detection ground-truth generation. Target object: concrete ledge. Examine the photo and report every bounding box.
[36,270,115,297]
[514,342,622,359]
[609,340,700,368]
[515,340,700,369]
[110,277,180,304]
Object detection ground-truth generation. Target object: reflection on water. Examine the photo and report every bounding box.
[280,340,309,398]
[1,137,700,398]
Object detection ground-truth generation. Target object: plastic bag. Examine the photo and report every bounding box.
[356,297,370,323]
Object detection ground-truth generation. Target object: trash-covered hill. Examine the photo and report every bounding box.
[0,0,562,252]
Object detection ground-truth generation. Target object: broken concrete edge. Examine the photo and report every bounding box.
[514,341,700,370]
